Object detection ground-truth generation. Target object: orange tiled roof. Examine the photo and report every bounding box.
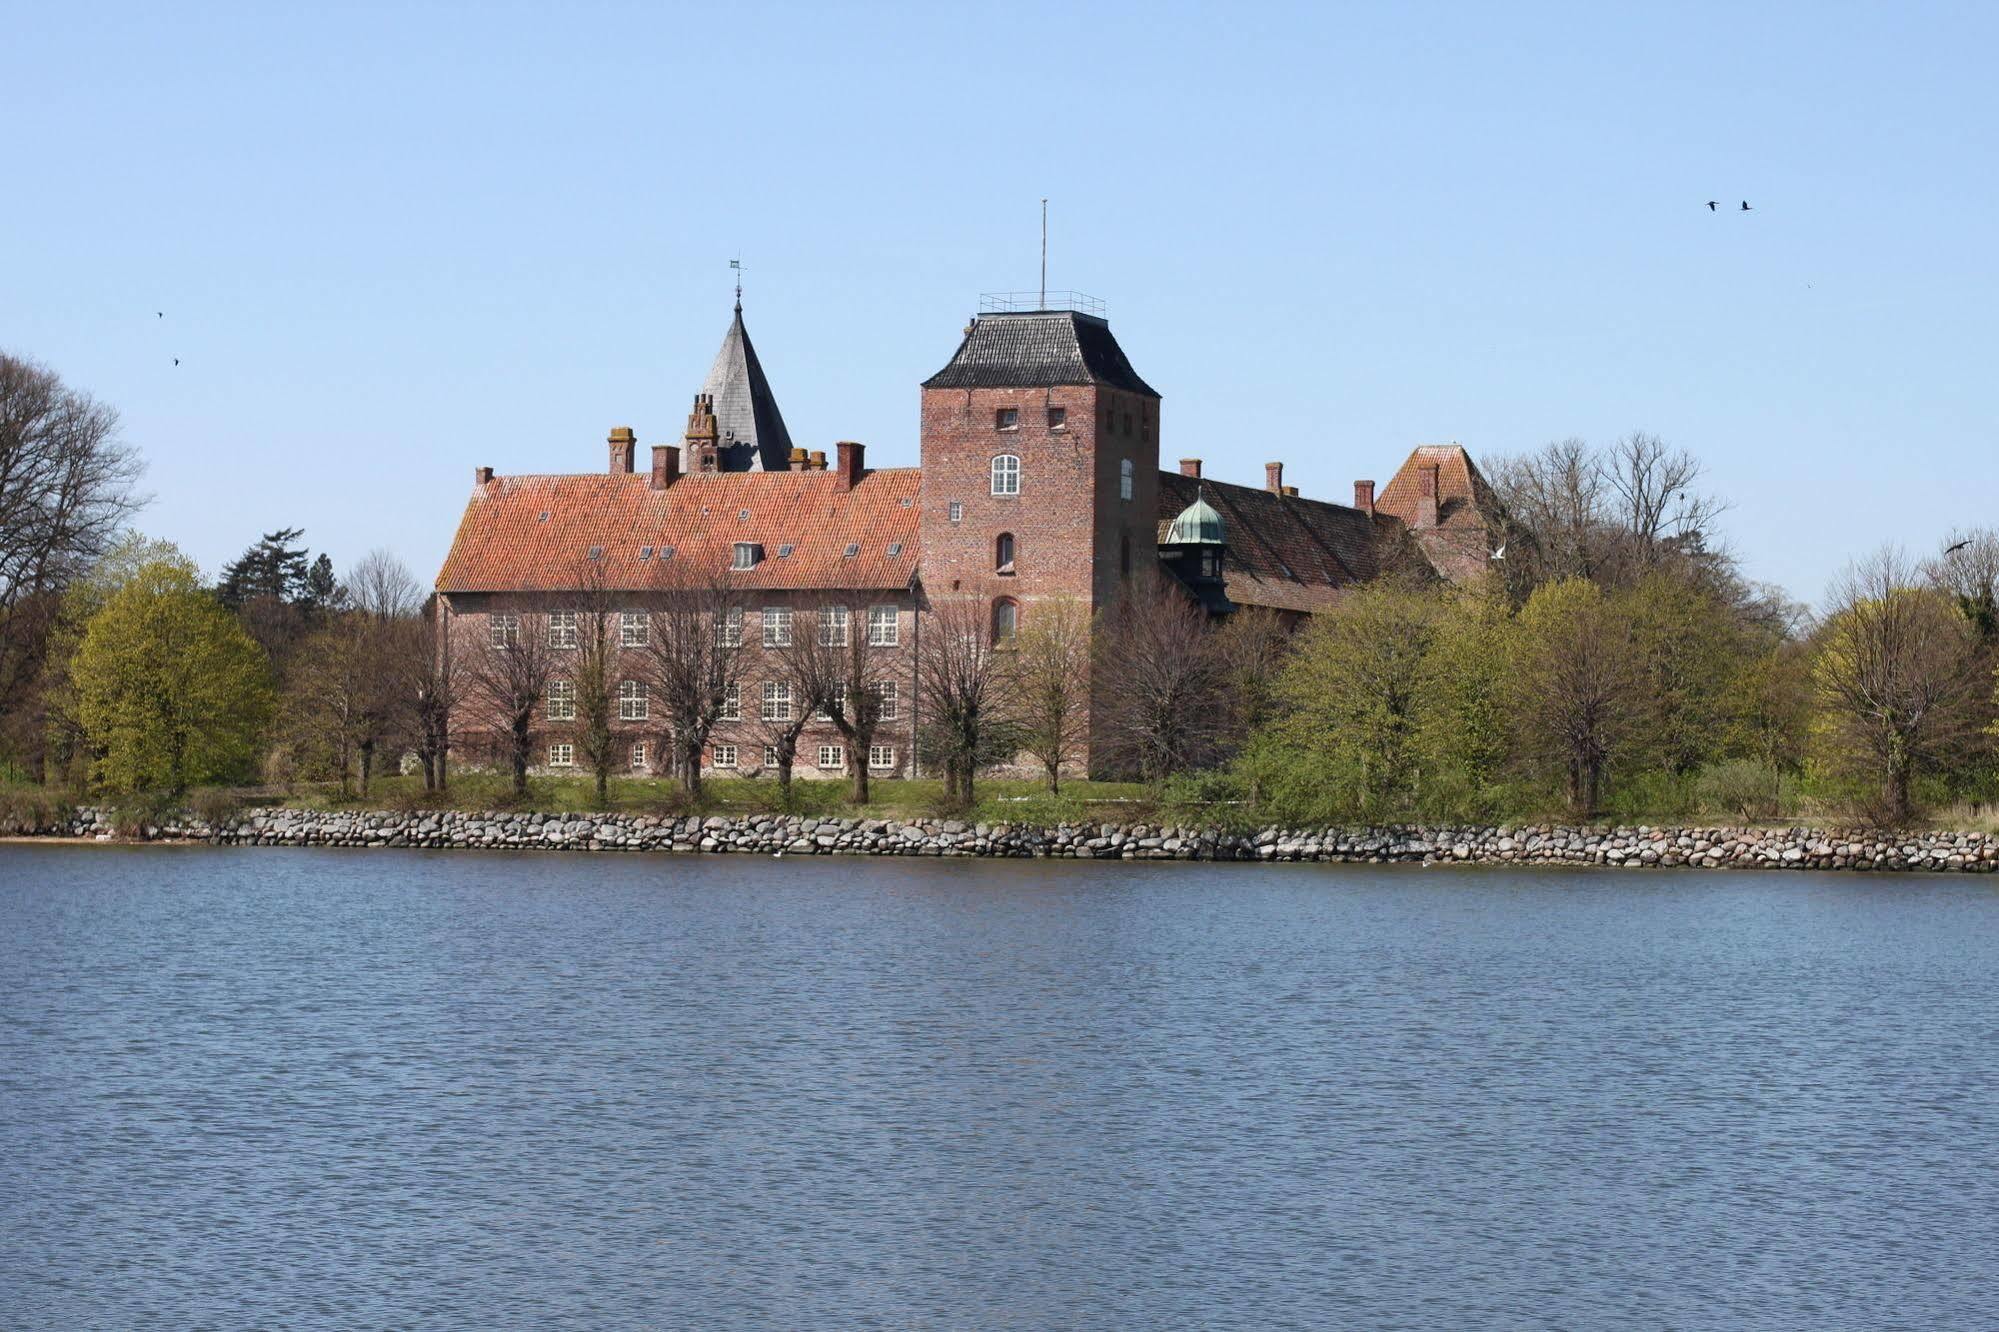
[1156,472,1384,613]
[436,468,923,593]
[1374,444,1507,583]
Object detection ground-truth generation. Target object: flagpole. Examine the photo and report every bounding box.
[1039,200,1047,308]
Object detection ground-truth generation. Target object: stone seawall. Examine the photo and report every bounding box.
[22,806,1999,873]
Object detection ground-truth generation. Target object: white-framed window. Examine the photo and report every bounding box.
[995,407,1018,431]
[991,454,1020,496]
[948,501,964,524]
[761,680,793,723]
[867,605,899,646]
[620,612,649,648]
[548,743,574,767]
[815,682,846,722]
[488,612,520,648]
[819,605,850,647]
[547,679,576,720]
[869,745,896,770]
[763,606,793,647]
[720,682,741,721]
[1120,458,1134,501]
[817,744,845,770]
[549,611,578,649]
[732,542,761,570]
[630,742,648,770]
[875,681,899,721]
[717,606,743,647]
[713,744,737,769]
[763,745,779,767]
[619,679,648,721]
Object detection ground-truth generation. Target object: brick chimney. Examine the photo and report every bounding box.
[608,426,636,474]
[836,440,865,490]
[649,444,679,490]
[683,394,719,473]
[474,466,494,486]
[1179,458,1202,478]
[1354,479,1375,515]
[788,447,808,472]
[1265,461,1284,494]
[1416,464,1440,528]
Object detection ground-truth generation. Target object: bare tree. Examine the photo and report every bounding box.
[1815,548,1982,824]
[641,567,748,800]
[570,558,619,804]
[1012,596,1091,792]
[0,353,146,769]
[1926,528,1999,647]
[750,608,817,798]
[809,606,892,803]
[464,610,554,797]
[1488,433,1728,590]
[1093,574,1226,784]
[404,601,455,792]
[916,598,1019,807]
[1211,606,1292,765]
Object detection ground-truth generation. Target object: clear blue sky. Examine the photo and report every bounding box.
[7,1,1994,603]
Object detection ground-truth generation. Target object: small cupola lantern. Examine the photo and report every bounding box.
[1163,491,1227,581]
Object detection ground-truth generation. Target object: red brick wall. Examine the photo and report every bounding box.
[438,590,918,779]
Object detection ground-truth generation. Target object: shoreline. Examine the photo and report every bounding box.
[5,807,1995,874]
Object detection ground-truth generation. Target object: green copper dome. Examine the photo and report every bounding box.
[1166,493,1226,546]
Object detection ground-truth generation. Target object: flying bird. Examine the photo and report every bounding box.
[1706,201,1718,211]
[156,311,164,318]
[172,358,179,366]
[1945,540,1972,555]
[1490,543,1507,561]
[1740,200,1752,211]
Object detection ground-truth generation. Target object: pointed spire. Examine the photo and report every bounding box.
[693,295,794,472]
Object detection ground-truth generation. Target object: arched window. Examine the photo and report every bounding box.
[995,532,1015,575]
[1119,458,1134,501]
[991,597,1018,645]
[991,454,1020,496]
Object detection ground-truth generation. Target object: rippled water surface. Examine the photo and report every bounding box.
[3,847,1998,1329]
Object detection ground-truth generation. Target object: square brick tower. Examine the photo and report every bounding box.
[918,306,1161,772]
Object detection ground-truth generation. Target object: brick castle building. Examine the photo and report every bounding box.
[436,295,1505,779]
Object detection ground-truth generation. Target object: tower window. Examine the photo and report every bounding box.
[995,532,1015,575]
[948,501,963,523]
[991,454,1020,496]
[1047,406,1067,431]
[991,598,1018,645]
[1119,458,1134,501]
[1123,412,1133,436]
[1121,532,1132,576]
[995,407,1019,431]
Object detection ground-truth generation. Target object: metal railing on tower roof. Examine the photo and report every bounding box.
[977,291,1107,317]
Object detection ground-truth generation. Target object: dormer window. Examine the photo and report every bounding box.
[777,544,794,558]
[887,542,904,557]
[732,542,762,570]
[995,532,1015,575]
[638,545,654,561]
[843,542,861,558]
[995,407,1019,431]
[991,454,1020,496]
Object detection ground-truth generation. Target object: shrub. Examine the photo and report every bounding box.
[1695,760,1790,823]
[110,791,182,838]
[0,786,74,834]
[188,786,242,825]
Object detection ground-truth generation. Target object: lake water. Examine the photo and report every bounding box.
[2,847,1997,1329]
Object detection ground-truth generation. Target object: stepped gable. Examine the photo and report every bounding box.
[437,467,921,593]
[1155,472,1385,613]
[696,301,795,471]
[921,310,1158,395]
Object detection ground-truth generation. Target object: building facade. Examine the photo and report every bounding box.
[435,298,1507,779]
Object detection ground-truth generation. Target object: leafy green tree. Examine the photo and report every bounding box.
[70,557,274,794]
[216,528,310,608]
[1247,581,1441,821]
[1622,570,1753,777]
[1413,575,1515,815]
[1509,577,1640,818]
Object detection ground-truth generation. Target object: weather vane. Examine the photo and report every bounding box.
[730,257,742,308]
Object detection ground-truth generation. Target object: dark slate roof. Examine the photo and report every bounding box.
[922,311,1159,396]
[1156,471,1386,613]
[698,302,795,472]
